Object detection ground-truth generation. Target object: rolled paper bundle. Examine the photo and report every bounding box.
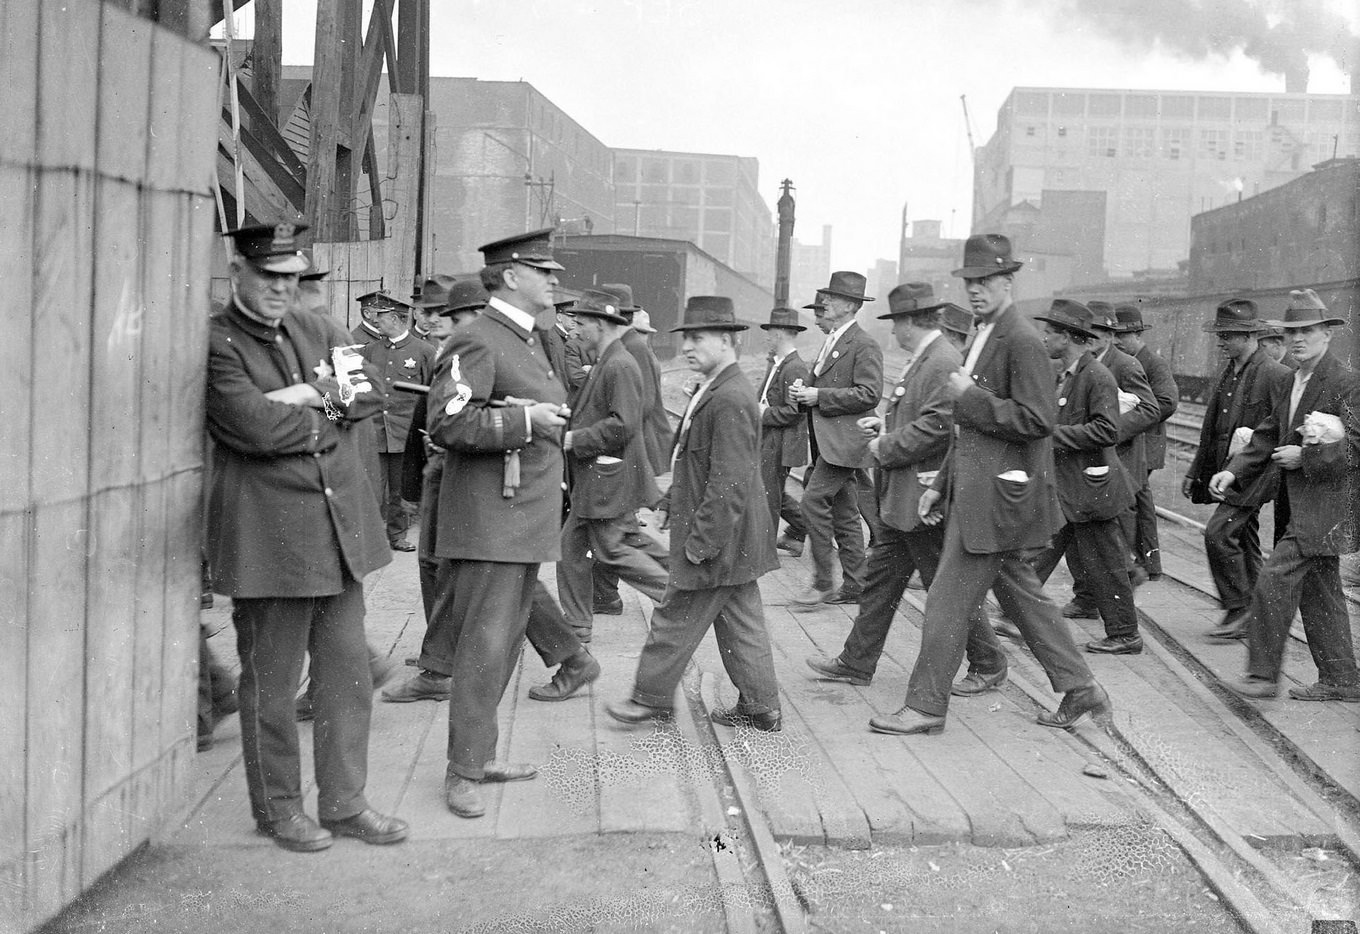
[1300,411,1344,446]
[1227,425,1255,458]
[1117,390,1138,414]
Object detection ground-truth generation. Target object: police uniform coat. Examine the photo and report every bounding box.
[759,350,810,468]
[806,322,884,469]
[350,320,383,347]
[620,328,674,475]
[663,362,778,590]
[1186,347,1288,507]
[566,339,660,519]
[1227,350,1360,556]
[873,334,960,533]
[206,301,391,597]
[541,324,570,387]
[1133,344,1179,470]
[426,305,566,563]
[1096,345,1159,479]
[1051,353,1134,523]
[359,332,435,452]
[935,304,1062,554]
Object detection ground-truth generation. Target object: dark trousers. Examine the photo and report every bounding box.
[1247,534,1360,686]
[801,458,868,593]
[839,523,1000,680]
[378,451,410,544]
[589,513,668,608]
[444,560,539,781]
[761,456,808,542]
[1205,502,1264,612]
[632,581,780,716]
[1273,487,1290,547]
[1033,519,1139,639]
[1133,469,1162,575]
[904,520,1093,717]
[233,579,372,823]
[559,512,669,637]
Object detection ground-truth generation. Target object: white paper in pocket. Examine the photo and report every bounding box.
[1083,465,1110,478]
[917,470,939,486]
[997,470,1029,483]
[596,455,623,465]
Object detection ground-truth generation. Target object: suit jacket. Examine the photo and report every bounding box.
[873,334,959,532]
[205,301,391,598]
[359,332,435,451]
[1226,350,1359,555]
[1096,345,1159,479]
[620,328,674,475]
[664,362,778,589]
[936,303,1062,554]
[564,334,593,399]
[565,339,660,518]
[1186,346,1288,507]
[1051,354,1135,523]
[1133,344,1179,470]
[426,306,566,563]
[541,324,570,388]
[759,350,810,469]
[806,320,884,468]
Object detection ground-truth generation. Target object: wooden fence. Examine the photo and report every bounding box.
[209,237,388,331]
[0,3,219,929]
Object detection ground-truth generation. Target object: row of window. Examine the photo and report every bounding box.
[1019,124,1353,163]
[614,157,740,186]
[1011,90,1350,125]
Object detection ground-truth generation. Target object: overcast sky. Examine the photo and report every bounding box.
[266,0,1356,271]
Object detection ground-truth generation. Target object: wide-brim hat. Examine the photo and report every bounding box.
[478,227,564,271]
[600,283,641,313]
[441,278,489,316]
[878,282,945,320]
[671,295,747,332]
[553,287,583,309]
[1114,303,1150,332]
[1263,288,1346,328]
[632,309,657,334]
[569,289,631,325]
[760,306,806,331]
[939,303,974,338]
[952,233,1023,279]
[1203,298,1268,333]
[414,275,456,308]
[816,270,875,303]
[1033,298,1097,339]
[227,221,311,274]
[1086,301,1120,332]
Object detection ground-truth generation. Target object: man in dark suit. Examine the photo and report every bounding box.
[789,271,885,607]
[557,290,669,642]
[426,228,572,818]
[1030,300,1142,654]
[1184,299,1290,638]
[1212,290,1360,702]
[606,297,783,732]
[756,307,810,554]
[871,235,1109,736]
[206,222,408,851]
[1114,304,1178,580]
[806,283,1005,692]
[412,275,455,347]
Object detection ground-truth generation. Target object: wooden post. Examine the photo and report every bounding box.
[251,0,282,128]
[307,0,352,238]
[382,93,423,298]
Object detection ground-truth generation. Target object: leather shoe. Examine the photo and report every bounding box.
[791,585,834,609]
[1129,566,1149,589]
[295,695,315,722]
[592,598,624,616]
[776,534,804,557]
[528,651,601,702]
[444,772,486,819]
[321,808,409,845]
[256,813,333,852]
[1207,607,1251,642]
[605,699,672,725]
[390,539,416,552]
[481,762,538,782]
[1085,634,1143,655]
[709,705,782,732]
[951,667,1008,697]
[1227,676,1278,699]
[826,588,861,605]
[1287,681,1360,703]
[196,732,215,752]
[381,671,452,703]
[1037,683,1111,730]
[1061,600,1099,619]
[869,706,945,736]
[805,655,871,686]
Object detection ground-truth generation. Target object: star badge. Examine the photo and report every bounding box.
[403,357,416,369]
[313,358,333,380]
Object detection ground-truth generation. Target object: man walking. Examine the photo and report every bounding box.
[606,297,782,732]
[870,235,1110,736]
[789,272,884,607]
[756,307,811,554]
[206,222,408,851]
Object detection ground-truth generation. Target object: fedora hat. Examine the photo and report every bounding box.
[816,271,875,303]
[939,303,974,338]
[600,283,640,313]
[1085,301,1121,332]
[414,275,456,308]
[632,309,657,334]
[1033,299,1097,339]
[440,278,489,316]
[1202,298,1268,333]
[952,233,1023,279]
[878,282,945,320]
[569,289,631,325]
[1115,303,1150,332]
[671,295,747,332]
[1264,288,1346,328]
[760,306,806,332]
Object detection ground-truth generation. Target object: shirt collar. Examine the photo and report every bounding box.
[488,296,537,334]
[769,348,793,368]
[913,329,942,357]
[389,330,410,345]
[227,299,286,342]
[825,317,856,346]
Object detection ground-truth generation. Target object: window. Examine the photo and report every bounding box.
[1199,128,1228,160]
[1014,91,1048,115]
[1053,92,1085,115]
[1025,126,1037,137]
[705,160,734,185]
[704,208,732,232]
[1308,100,1343,122]
[704,187,732,206]
[1233,129,1263,161]
[1088,126,1118,157]
[1088,93,1121,117]
[1197,96,1231,120]
[1161,95,1194,119]
[1125,94,1159,118]
[1125,126,1155,158]
[1057,126,1068,137]
[1274,99,1306,124]
[1235,97,1268,121]
[643,159,668,184]
[1162,127,1189,159]
[614,159,635,183]
[676,160,700,184]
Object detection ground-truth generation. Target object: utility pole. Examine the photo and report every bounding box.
[774,179,795,307]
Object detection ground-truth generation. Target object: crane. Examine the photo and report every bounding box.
[959,94,977,155]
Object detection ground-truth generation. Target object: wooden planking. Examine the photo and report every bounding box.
[139,188,178,484]
[161,471,203,760]
[381,94,422,296]
[0,165,35,512]
[0,511,29,874]
[131,479,169,773]
[166,196,212,474]
[177,39,222,195]
[37,0,100,172]
[0,0,39,166]
[145,25,187,193]
[95,6,153,184]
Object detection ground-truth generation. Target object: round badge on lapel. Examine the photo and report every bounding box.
[832,351,840,359]
[1058,397,1068,407]
[893,386,905,397]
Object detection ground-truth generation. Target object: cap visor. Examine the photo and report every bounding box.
[249,253,310,274]
[521,259,565,271]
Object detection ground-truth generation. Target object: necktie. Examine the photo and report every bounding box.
[814,336,834,375]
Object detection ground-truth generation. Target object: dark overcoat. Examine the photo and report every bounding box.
[426,305,566,563]
[1051,353,1135,523]
[1096,345,1159,480]
[806,321,884,469]
[1133,343,1179,470]
[350,320,382,347]
[935,303,1062,554]
[359,331,435,451]
[664,362,778,590]
[566,339,660,518]
[759,350,810,469]
[1186,346,1289,507]
[1226,350,1360,555]
[205,301,391,598]
[620,328,674,475]
[873,334,959,532]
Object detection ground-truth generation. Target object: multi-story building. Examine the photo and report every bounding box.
[789,224,833,305]
[612,148,774,289]
[974,86,1360,280]
[899,218,966,306]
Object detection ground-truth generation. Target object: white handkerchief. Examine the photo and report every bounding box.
[997,470,1029,483]
[1227,425,1255,457]
[1083,465,1110,478]
[917,470,939,486]
[1300,411,1344,445]
[596,455,623,465]
[1117,390,1138,414]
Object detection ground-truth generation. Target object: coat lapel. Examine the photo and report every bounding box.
[1290,352,1334,432]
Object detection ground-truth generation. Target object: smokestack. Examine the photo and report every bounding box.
[1284,63,1309,93]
